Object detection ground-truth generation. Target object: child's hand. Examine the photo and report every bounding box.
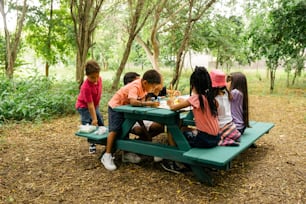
[92,119,98,126]
[173,90,181,97]
[177,97,185,103]
[151,101,160,108]
[167,98,174,106]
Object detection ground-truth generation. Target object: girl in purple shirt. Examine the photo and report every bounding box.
[226,72,250,134]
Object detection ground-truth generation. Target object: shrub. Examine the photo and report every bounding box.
[0,76,78,123]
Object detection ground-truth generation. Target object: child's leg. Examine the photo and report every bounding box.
[131,121,151,141]
[105,131,116,153]
[78,108,96,153]
[167,133,177,146]
[95,108,104,126]
[149,122,164,138]
[102,130,117,171]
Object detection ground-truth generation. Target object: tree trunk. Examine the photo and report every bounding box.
[45,0,53,77]
[71,0,104,85]
[0,0,27,78]
[216,46,220,69]
[135,36,154,67]
[111,35,135,91]
[171,1,194,87]
[270,69,276,93]
[286,70,290,88]
[172,0,217,87]
[292,69,297,86]
[45,62,49,77]
[111,0,154,91]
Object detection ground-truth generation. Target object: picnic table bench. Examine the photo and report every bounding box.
[75,105,274,185]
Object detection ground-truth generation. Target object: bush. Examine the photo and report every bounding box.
[0,75,78,123]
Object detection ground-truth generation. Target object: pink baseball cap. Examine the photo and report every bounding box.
[210,69,226,88]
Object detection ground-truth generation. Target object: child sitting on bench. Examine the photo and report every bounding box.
[161,66,220,173]
[101,70,162,171]
[210,69,241,146]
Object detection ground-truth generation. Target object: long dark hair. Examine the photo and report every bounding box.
[228,72,249,127]
[212,87,232,101]
[190,66,217,117]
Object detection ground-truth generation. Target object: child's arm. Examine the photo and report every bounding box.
[87,102,98,126]
[130,98,159,107]
[167,98,190,111]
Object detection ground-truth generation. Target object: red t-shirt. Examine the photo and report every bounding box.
[75,77,102,109]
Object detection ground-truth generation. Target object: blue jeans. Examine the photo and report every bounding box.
[77,107,104,126]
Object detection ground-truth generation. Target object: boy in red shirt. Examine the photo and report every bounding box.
[76,60,104,154]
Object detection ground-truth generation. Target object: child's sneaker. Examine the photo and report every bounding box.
[153,156,163,162]
[101,153,117,171]
[122,152,141,163]
[89,143,96,154]
[160,160,185,174]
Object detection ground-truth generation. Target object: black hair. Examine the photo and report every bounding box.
[142,69,161,84]
[79,60,100,90]
[123,72,140,85]
[190,66,217,116]
[85,60,101,75]
[212,86,232,101]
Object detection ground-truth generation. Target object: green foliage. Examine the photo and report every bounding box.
[129,43,150,67]
[25,1,75,66]
[0,75,78,123]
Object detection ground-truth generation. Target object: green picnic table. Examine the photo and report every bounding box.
[76,105,274,185]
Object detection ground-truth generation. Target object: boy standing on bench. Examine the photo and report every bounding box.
[75,60,104,154]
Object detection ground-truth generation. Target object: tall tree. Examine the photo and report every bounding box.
[25,0,75,77]
[110,0,155,91]
[0,0,27,78]
[248,0,306,92]
[171,0,217,88]
[270,0,306,86]
[135,1,188,71]
[70,0,104,84]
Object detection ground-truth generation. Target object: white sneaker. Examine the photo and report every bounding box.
[101,153,117,171]
[153,156,163,162]
[122,152,141,163]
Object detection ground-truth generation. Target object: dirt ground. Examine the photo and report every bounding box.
[0,93,305,204]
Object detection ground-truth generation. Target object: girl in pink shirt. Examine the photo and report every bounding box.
[160,67,220,173]
[167,66,220,148]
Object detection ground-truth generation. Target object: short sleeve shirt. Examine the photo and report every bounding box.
[215,91,232,128]
[75,77,102,109]
[188,94,219,135]
[108,79,146,108]
[230,89,244,130]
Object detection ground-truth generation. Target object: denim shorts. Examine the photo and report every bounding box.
[108,106,124,133]
[77,107,104,126]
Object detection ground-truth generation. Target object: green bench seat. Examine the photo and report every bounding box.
[75,127,109,145]
[183,121,274,169]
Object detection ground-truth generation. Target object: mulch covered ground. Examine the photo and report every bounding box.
[0,93,305,203]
